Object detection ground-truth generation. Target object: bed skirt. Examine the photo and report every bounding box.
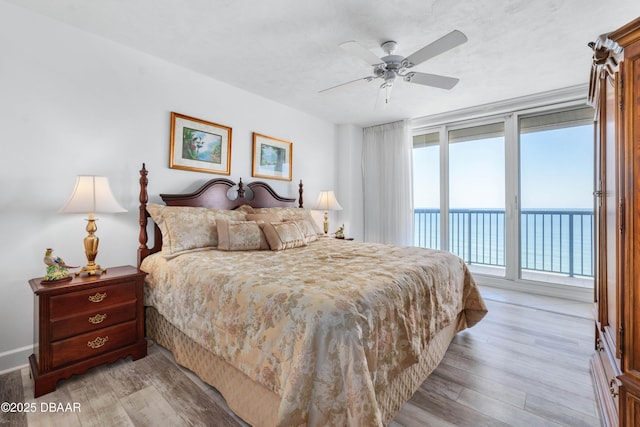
[145,306,463,426]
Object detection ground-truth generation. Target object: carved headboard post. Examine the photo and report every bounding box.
[298,180,304,208]
[238,178,245,199]
[138,163,149,267]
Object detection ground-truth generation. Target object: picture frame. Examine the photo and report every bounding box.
[252,133,293,181]
[169,112,232,175]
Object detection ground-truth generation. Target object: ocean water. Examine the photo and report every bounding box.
[414,209,594,277]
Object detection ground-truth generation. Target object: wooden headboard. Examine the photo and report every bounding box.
[137,163,304,266]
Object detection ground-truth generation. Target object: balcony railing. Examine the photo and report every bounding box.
[414,208,594,278]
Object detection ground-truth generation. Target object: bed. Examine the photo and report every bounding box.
[136,164,487,426]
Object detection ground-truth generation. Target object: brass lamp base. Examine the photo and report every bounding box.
[323,210,329,234]
[75,263,107,277]
[75,216,107,276]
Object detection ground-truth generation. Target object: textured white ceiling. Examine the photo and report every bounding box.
[7,0,639,126]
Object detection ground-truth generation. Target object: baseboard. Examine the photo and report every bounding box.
[0,344,32,375]
[475,274,594,302]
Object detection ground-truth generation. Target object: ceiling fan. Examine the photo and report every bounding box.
[320,30,468,105]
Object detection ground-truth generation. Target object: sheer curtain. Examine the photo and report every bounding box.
[362,119,413,245]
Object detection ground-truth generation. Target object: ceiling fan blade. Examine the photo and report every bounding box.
[405,72,459,90]
[339,41,384,66]
[404,30,467,67]
[318,76,375,93]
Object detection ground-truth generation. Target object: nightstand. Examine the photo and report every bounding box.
[28,265,147,397]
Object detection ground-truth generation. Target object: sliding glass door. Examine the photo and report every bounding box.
[519,107,594,286]
[448,123,505,277]
[413,132,440,249]
[413,105,594,288]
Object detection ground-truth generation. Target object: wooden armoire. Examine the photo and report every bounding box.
[588,17,640,427]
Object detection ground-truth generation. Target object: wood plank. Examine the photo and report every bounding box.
[20,367,81,427]
[524,393,601,427]
[441,345,599,416]
[455,387,562,426]
[449,335,594,392]
[406,386,513,427]
[392,401,459,427]
[427,363,527,409]
[151,345,251,427]
[119,386,186,426]
[65,365,133,427]
[130,350,243,427]
[3,294,600,427]
[0,370,26,427]
[100,354,153,398]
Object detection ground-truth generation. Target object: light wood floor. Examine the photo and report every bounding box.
[0,289,600,426]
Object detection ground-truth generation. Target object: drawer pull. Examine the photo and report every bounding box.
[596,338,604,352]
[609,379,619,398]
[88,292,107,303]
[88,313,107,324]
[87,336,109,349]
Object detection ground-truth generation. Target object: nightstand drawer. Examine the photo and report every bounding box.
[50,320,137,369]
[50,301,137,341]
[50,282,136,318]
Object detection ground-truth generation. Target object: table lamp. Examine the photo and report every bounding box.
[60,175,127,276]
[314,190,343,234]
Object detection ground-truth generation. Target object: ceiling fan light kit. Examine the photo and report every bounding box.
[322,30,468,103]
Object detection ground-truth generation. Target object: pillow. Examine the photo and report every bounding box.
[245,213,315,242]
[260,221,308,251]
[290,219,318,243]
[216,220,269,251]
[245,213,281,223]
[146,204,246,255]
[253,207,323,236]
[236,204,255,214]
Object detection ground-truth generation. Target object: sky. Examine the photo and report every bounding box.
[413,124,594,210]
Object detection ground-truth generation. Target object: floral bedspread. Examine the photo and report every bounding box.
[142,238,487,426]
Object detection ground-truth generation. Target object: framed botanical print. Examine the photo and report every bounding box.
[169,112,232,175]
[252,132,292,181]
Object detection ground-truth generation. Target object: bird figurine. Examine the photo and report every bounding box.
[44,248,77,270]
[42,248,77,282]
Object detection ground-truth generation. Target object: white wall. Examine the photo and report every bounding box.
[0,1,337,372]
[336,124,364,241]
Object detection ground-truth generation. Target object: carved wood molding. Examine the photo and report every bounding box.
[609,17,640,48]
[587,35,622,108]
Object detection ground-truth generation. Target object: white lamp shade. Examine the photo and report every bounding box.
[60,176,127,214]
[314,190,343,211]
